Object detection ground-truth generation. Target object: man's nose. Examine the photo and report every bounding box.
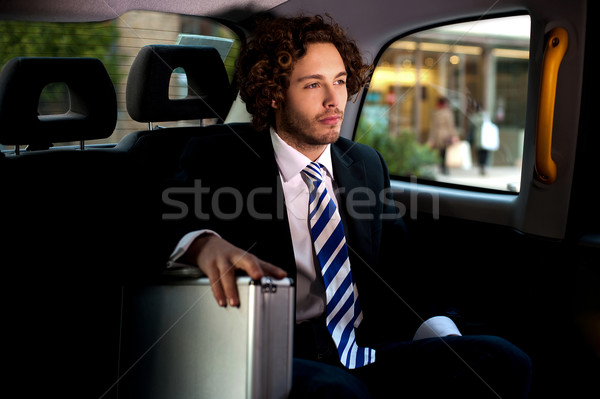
[323,85,341,108]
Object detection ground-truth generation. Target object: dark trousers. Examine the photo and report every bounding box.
[440,147,449,174]
[291,321,532,399]
[478,148,490,174]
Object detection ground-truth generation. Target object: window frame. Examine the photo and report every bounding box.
[354,12,532,196]
[350,8,586,240]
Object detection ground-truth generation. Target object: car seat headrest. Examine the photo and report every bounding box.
[126,45,233,123]
[0,57,117,149]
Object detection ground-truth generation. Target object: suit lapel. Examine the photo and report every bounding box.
[331,143,373,264]
[244,130,297,274]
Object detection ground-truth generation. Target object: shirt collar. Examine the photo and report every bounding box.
[270,127,334,182]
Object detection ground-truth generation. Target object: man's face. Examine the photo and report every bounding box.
[274,42,348,158]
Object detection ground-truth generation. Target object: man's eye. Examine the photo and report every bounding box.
[305,82,319,89]
[335,79,346,85]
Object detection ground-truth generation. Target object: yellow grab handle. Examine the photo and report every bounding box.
[535,27,568,184]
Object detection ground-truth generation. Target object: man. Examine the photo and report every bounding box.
[167,15,531,398]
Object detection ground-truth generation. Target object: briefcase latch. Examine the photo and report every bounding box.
[261,277,277,293]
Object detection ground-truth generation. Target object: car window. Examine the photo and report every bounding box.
[356,15,530,192]
[0,10,240,149]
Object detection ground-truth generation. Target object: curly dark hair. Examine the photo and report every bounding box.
[236,15,373,131]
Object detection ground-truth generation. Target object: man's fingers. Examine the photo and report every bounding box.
[219,262,241,307]
[259,261,288,279]
[206,265,241,307]
[211,281,227,307]
[231,252,265,280]
[233,254,287,281]
[193,235,286,307]
[205,269,227,307]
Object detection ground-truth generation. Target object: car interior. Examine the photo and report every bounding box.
[0,0,597,398]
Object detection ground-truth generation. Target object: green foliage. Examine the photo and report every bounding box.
[0,20,121,82]
[355,114,439,178]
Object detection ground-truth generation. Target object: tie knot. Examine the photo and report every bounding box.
[302,162,323,182]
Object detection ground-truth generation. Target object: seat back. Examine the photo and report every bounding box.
[126,44,234,124]
[0,57,133,398]
[118,44,239,185]
[0,56,117,151]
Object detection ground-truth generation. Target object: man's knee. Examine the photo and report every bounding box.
[479,336,531,377]
[290,358,373,399]
[459,335,532,398]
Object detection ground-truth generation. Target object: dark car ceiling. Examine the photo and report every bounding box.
[0,0,288,22]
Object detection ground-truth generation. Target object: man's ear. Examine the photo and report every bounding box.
[271,99,278,109]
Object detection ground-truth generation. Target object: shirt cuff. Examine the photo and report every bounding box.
[167,230,220,268]
[412,316,462,340]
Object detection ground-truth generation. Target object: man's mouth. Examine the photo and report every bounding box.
[318,112,343,125]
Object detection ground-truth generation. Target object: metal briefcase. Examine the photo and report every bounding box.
[118,270,295,399]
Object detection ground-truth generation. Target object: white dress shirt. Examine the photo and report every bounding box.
[269,128,332,321]
[169,129,461,338]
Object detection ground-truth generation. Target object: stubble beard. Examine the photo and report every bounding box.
[277,105,344,152]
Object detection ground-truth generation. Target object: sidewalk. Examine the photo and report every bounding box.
[433,165,522,192]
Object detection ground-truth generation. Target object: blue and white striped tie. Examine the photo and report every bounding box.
[302,162,376,369]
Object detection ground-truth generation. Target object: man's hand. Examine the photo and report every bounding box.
[183,234,287,307]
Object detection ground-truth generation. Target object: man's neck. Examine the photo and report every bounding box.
[275,129,328,161]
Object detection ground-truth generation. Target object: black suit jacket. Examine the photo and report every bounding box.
[165,123,434,344]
